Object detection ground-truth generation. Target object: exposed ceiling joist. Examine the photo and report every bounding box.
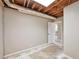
[23,0,27,6]
[32,3,37,9]
[0,0,4,6]
[43,0,63,13]
[27,0,31,7]
[3,0,79,18]
[38,6,43,11]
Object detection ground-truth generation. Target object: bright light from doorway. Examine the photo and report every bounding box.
[33,0,55,7]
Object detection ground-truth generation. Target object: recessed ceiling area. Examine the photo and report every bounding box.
[33,0,55,7]
[4,0,78,18]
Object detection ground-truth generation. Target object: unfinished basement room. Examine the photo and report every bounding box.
[0,0,79,59]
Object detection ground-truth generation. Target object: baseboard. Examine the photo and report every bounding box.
[4,43,53,58]
[57,53,73,59]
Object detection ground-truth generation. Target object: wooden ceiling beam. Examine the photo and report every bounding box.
[48,6,57,14]
[12,0,15,3]
[32,3,37,9]
[68,0,71,5]
[27,0,31,7]
[12,0,79,18]
[48,0,68,15]
[38,6,43,11]
[52,9,63,15]
[23,0,27,6]
[54,12,63,17]
[0,0,4,6]
[48,8,62,15]
[14,0,24,6]
[43,0,63,13]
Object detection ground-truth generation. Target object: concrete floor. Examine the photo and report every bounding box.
[6,44,70,59]
[29,44,63,59]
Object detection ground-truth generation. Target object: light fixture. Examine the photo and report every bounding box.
[33,0,55,7]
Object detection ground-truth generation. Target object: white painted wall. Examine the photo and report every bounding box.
[0,4,3,59]
[4,7,53,55]
[64,1,79,59]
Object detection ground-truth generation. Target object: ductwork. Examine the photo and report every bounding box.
[3,0,56,20]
